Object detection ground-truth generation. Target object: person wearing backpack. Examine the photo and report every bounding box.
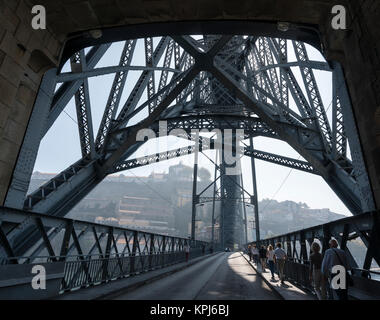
[321,239,352,300]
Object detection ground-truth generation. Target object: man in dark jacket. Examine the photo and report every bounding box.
[259,245,267,272]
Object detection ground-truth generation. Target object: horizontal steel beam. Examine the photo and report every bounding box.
[57,65,179,83]
[113,143,316,174]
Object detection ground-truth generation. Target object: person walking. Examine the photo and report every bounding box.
[259,245,267,272]
[309,242,327,300]
[274,242,287,284]
[267,245,275,280]
[321,239,351,300]
[251,244,259,265]
[248,244,252,261]
[184,243,190,263]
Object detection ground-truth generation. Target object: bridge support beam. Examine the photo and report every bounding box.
[4,69,57,209]
[250,138,260,245]
[191,132,199,241]
[219,132,245,250]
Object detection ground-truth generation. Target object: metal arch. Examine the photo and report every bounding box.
[17,35,372,215]
[3,34,375,257]
[16,35,373,215]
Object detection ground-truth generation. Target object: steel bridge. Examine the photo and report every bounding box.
[0,29,379,299]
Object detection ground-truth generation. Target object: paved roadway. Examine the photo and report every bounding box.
[114,252,279,300]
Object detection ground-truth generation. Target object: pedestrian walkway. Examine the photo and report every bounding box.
[114,252,279,300]
[241,253,315,300]
[55,253,217,300]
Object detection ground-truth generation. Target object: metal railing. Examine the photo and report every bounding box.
[246,210,380,298]
[0,246,210,293]
[0,206,212,294]
[282,258,311,291]
[61,246,207,292]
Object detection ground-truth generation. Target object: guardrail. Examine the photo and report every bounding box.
[60,246,207,292]
[0,206,211,294]
[246,210,380,298]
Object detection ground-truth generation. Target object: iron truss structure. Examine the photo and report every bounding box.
[2,34,375,255]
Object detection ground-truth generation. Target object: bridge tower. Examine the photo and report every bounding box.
[219,159,245,250]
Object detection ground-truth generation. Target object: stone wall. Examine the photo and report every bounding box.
[0,0,379,209]
[0,0,60,203]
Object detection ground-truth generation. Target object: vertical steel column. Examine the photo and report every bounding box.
[219,131,243,249]
[241,173,248,245]
[211,151,218,248]
[322,224,331,254]
[161,236,166,266]
[286,235,292,257]
[0,225,17,264]
[220,159,225,249]
[59,220,73,262]
[362,214,380,270]
[130,231,138,274]
[102,227,113,282]
[300,230,308,263]
[149,234,154,269]
[340,223,359,271]
[191,132,199,240]
[250,138,260,244]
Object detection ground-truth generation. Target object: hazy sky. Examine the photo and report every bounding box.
[33,37,351,216]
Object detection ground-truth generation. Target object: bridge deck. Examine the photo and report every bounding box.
[112,252,279,300]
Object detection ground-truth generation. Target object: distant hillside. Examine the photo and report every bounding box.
[28,168,347,239]
[29,168,369,265]
[257,199,346,238]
